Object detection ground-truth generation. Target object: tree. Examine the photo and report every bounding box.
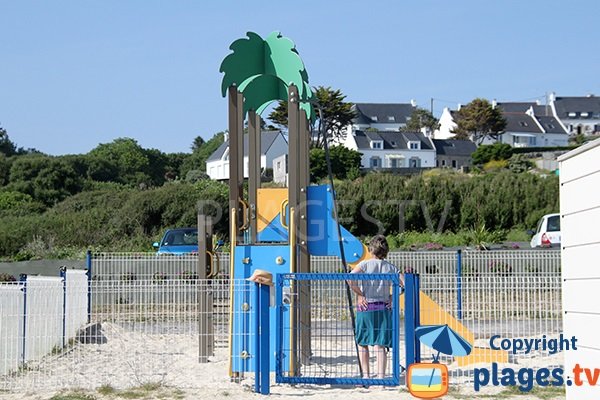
[191,136,206,152]
[309,145,362,182]
[7,155,84,205]
[180,132,225,175]
[452,98,506,144]
[268,86,356,148]
[0,127,17,156]
[403,108,440,134]
[88,138,151,185]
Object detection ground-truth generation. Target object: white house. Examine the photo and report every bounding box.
[344,130,436,169]
[496,107,569,147]
[349,102,417,133]
[551,93,600,136]
[206,131,288,180]
[435,103,569,147]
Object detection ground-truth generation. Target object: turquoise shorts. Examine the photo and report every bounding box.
[355,309,393,347]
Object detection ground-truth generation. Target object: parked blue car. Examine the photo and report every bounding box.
[153,227,198,255]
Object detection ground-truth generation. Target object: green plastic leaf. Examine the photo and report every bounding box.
[263,32,309,99]
[219,32,265,97]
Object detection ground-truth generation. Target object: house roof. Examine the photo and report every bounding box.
[206,131,284,162]
[502,113,543,134]
[497,102,550,116]
[553,96,600,119]
[353,103,416,125]
[432,139,477,156]
[352,130,433,150]
[535,115,568,134]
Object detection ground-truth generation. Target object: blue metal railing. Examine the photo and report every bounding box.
[274,272,410,388]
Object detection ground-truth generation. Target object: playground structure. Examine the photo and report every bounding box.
[210,31,507,390]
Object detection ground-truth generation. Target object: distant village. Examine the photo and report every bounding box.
[205,93,600,182]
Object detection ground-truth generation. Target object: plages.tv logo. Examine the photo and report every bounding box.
[474,333,581,392]
[407,362,449,398]
[407,324,472,399]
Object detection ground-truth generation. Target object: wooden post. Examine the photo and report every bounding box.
[228,86,245,243]
[248,110,261,243]
[298,109,311,363]
[198,214,214,363]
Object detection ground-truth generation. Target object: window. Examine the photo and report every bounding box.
[581,112,589,118]
[390,158,398,168]
[371,141,383,149]
[387,116,395,122]
[529,136,537,146]
[547,215,560,232]
[391,141,397,146]
[370,157,381,168]
[371,116,378,122]
[441,159,446,167]
[409,141,420,150]
[546,123,555,130]
[519,121,528,127]
[452,160,457,168]
[568,112,577,118]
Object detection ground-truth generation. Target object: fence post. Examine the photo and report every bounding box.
[60,266,67,348]
[392,276,400,382]
[404,273,421,367]
[457,249,462,320]
[254,281,271,395]
[86,250,92,324]
[19,274,27,365]
[275,274,283,382]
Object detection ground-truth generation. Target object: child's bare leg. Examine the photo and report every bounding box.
[375,345,386,379]
[359,345,370,378]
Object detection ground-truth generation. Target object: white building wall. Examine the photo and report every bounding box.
[559,138,600,400]
[358,149,436,168]
[206,134,288,180]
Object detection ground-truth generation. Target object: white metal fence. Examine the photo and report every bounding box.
[0,270,88,388]
[0,250,562,391]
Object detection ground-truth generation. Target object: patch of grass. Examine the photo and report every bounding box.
[505,228,531,243]
[139,382,162,392]
[97,385,116,395]
[49,391,96,400]
[116,391,144,399]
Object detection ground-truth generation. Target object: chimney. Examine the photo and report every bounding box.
[526,106,534,117]
[457,103,462,111]
[223,132,229,143]
[492,99,497,109]
[410,99,417,107]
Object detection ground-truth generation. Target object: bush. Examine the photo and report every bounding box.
[483,159,508,171]
[472,143,512,165]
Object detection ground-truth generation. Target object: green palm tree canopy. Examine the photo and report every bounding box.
[220,31,314,120]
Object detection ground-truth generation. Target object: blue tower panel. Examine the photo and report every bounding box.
[231,245,290,372]
[306,185,364,264]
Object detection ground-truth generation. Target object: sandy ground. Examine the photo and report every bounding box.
[0,322,565,400]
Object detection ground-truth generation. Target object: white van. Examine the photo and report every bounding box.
[530,213,561,248]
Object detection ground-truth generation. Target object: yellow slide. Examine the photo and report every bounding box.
[402,292,508,366]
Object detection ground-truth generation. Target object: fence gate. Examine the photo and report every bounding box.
[275,273,402,387]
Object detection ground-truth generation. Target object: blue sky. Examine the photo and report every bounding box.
[1,1,599,155]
